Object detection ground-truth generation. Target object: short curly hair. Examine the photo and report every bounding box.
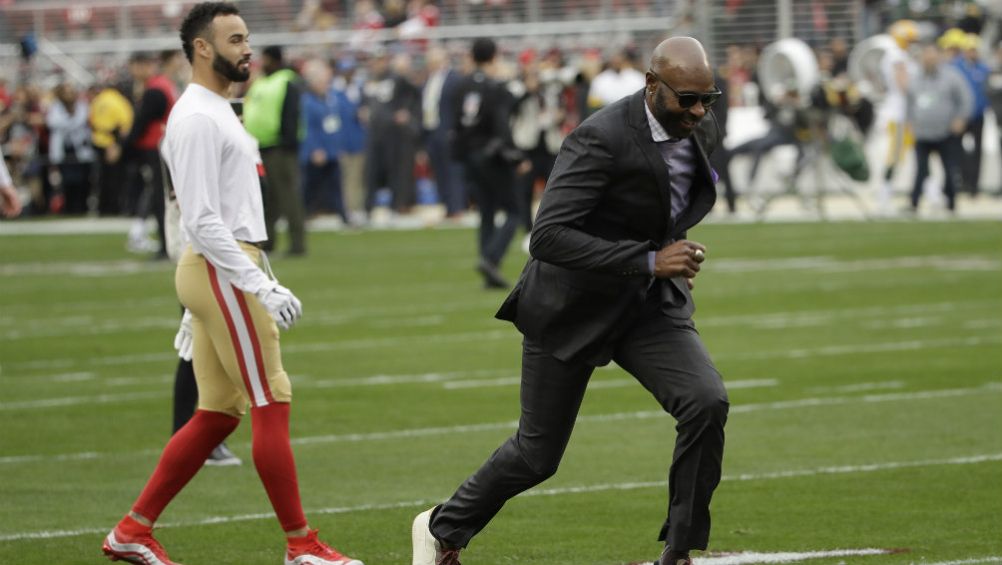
[179,2,241,63]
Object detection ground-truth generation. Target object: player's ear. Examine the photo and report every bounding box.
[193,37,212,61]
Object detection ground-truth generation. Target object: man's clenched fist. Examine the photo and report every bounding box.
[652,240,706,279]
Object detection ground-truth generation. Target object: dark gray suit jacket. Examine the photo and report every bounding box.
[496,89,720,366]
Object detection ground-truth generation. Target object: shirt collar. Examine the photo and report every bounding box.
[644,99,674,143]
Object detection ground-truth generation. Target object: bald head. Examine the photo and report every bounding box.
[645,37,717,139]
[650,36,711,78]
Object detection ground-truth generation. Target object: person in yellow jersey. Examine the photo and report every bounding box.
[89,79,133,216]
[877,19,919,215]
[101,4,363,565]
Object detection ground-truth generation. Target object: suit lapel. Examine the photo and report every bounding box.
[672,134,718,236]
[628,92,675,242]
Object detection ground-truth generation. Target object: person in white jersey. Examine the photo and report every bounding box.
[877,19,919,214]
[101,4,363,565]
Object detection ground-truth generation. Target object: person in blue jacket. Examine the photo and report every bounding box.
[332,57,368,223]
[299,58,350,224]
[952,34,991,195]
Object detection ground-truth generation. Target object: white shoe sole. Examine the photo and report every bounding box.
[284,557,364,565]
[203,456,241,467]
[411,508,438,565]
[102,531,173,565]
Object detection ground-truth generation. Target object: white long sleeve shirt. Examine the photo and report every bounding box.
[160,83,271,294]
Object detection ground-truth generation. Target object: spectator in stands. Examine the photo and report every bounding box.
[0,79,10,112]
[332,57,368,223]
[46,82,95,215]
[722,45,750,108]
[0,85,45,215]
[89,79,133,216]
[422,45,465,218]
[349,0,385,52]
[383,0,408,27]
[587,47,645,112]
[907,42,973,214]
[829,36,850,76]
[245,45,307,255]
[295,0,340,31]
[362,49,422,213]
[299,58,349,223]
[510,54,565,232]
[399,0,441,41]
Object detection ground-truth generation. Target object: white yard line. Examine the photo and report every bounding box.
[1,452,999,542]
[444,376,779,391]
[2,254,997,278]
[693,550,1000,564]
[0,370,762,404]
[2,383,999,463]
[808,381,905,393]
[2,318,179,340]
[732,335,1002,361]
[1,296,988,334]
[6,331,1000,373]
[290,369,512,388]
[915,558,1002,565]
[0,260,172,277]
[1,313,455,341]
[0,391,169,411]
[695,548,891,564]
[710,255,1001,273]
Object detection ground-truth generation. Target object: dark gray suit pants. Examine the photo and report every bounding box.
[430,294,729,552]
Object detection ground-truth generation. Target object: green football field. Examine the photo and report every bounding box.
[1,220,1000,565]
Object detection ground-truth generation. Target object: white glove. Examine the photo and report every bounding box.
[255,283,303,330]
[174,309,194,361]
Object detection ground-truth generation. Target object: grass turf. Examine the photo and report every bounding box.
[0,220,1000,565]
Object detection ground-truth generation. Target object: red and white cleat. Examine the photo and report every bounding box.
[102,525,179,565]
[285,529,363,565]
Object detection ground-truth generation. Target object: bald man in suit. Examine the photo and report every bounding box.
[413,37,728,565]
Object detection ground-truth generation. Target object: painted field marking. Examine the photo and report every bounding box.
[3,296,994,340]
[808,381,905,394]
[916,558,1002,565]
[1,383,999,464]
[1,452,999,542]
[443,377,779,391]
[2,254,996,279]
[709,255,1000,274]
[693,548,891,564]
[0,390,169,411]
[6,331,1000,373]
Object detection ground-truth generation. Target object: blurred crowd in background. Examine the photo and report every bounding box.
[1,0,1000,256]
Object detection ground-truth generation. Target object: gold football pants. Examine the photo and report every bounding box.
[175,243,291,417]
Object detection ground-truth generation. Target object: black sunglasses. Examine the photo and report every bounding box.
[648,69,722,109]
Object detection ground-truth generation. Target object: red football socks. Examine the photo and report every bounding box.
[116,514,150,535]
[131,409,240,522]
[251,402,308,533]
